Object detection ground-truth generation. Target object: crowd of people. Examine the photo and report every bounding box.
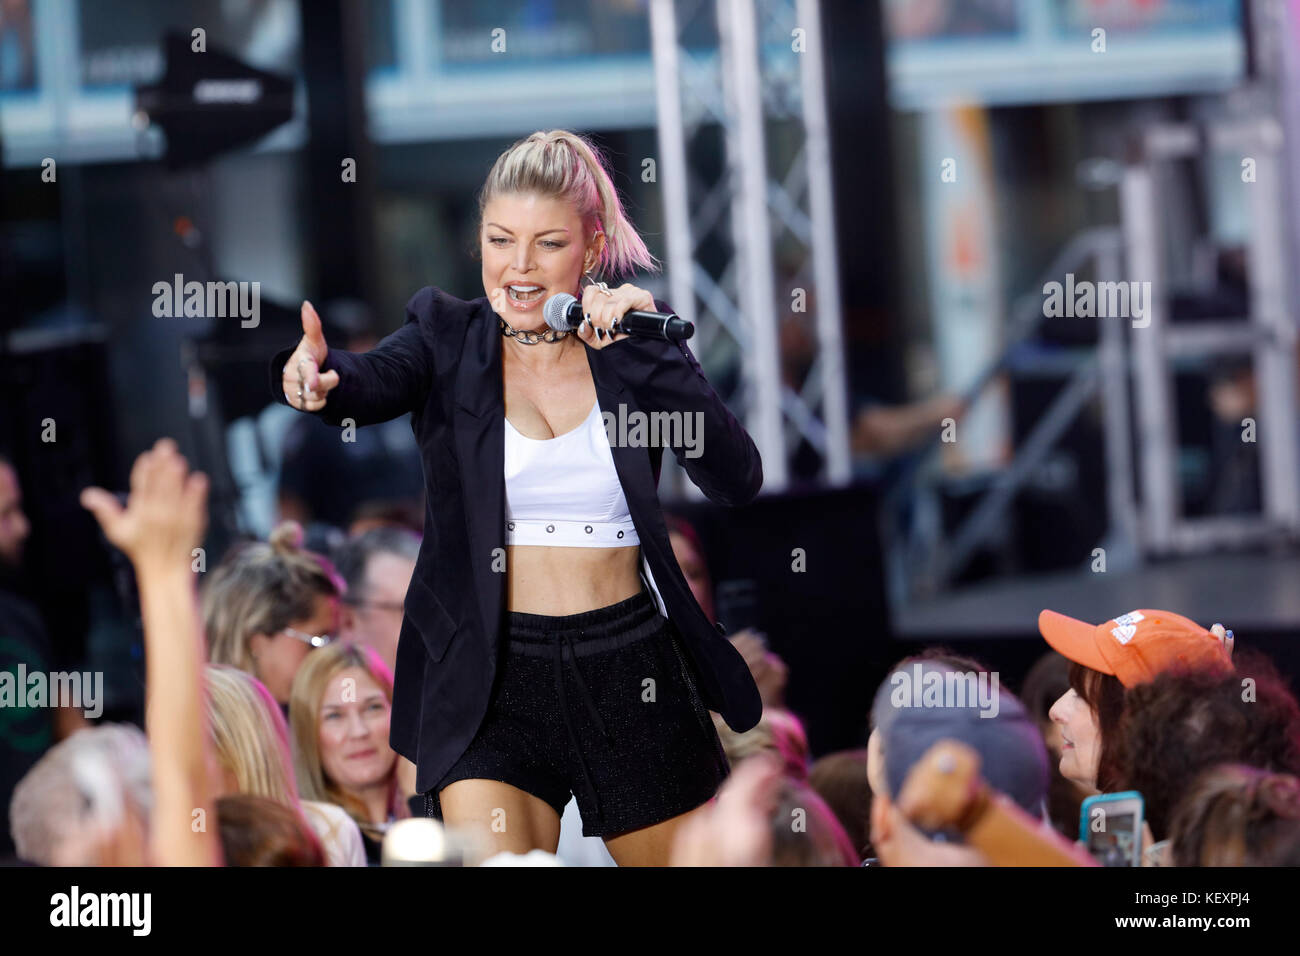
[4,439,1300,866]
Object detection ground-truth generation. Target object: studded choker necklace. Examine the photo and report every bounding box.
[499,316,570,345]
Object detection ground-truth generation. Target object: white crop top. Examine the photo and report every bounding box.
[504,399,641,548]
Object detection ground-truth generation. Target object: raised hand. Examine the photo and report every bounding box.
[669,751,783,867]
[1210,623,1235,659]
[282,301,340,411]
[727,628,788,710]
[80,437,208,572]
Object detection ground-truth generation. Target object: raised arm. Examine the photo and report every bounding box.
[81,439,222,867]
[270,293,434,427]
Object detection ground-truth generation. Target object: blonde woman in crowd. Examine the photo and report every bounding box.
[206,664,366,866]
[290,641,409,863]
[202,521,343,708]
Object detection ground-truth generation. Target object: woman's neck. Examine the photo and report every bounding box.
[503,331,582,374]
[347,779,393,824]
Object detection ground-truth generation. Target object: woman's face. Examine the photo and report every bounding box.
[317,667,395,795]
[249,592,340,704]
[1039,718,1065,759]
[1048,686,1101,792]
[480,192,598,327]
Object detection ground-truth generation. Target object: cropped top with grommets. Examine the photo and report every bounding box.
[503,398,641,547]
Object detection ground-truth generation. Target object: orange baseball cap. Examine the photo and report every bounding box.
[1037,608,1231,689]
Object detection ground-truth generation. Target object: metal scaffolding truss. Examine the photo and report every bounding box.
[649,0,851,497]
[888,112,1300,605]
[1122,118,1300,553]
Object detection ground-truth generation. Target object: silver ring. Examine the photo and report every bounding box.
[296,388,304,399]
[595,281,613,297]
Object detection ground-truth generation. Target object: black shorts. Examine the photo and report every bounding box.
[423,587,731,838]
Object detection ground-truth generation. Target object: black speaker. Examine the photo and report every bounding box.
[667,483,891,757]
[1008,370,1108,574]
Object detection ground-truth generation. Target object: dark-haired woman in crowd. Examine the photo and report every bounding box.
[1018,651,1089,838]
[1037,607,1233,863]
[1111,652,1300,850]
[1038,608,1232,796]
[216,795,326,867]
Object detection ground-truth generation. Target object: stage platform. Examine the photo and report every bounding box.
[892,552,1300,686]
[895,551,1300,642]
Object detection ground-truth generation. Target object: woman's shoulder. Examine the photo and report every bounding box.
[405,286,488,323]
[402,287,490,364]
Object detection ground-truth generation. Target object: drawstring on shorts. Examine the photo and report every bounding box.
[552,629,614,823]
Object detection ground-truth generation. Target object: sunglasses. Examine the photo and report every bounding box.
[281,627,333,648]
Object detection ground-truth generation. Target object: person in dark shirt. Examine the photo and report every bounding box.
[0,454,56,862]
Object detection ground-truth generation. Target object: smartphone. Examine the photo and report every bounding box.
[1079,791,1145,867]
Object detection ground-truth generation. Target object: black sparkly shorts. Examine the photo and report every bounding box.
[423,586,731,838]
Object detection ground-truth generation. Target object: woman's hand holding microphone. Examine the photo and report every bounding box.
[282,301,340,411]
[573,282,654,349]
[489,281,655,349]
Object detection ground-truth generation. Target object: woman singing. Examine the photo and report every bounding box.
[270,130,763,866]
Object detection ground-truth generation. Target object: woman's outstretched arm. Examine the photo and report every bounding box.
[270,292,435,427]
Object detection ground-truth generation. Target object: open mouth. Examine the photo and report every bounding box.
[507,284,545,304]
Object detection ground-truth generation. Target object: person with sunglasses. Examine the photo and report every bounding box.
[202,521,343,715]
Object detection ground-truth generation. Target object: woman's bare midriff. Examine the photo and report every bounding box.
[505,544,643,615]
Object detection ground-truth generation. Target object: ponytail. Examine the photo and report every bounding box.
[478,130,661,282]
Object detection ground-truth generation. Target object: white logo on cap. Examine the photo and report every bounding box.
[1110,611,1144,644]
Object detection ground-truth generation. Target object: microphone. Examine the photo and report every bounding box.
[544,292,694,341]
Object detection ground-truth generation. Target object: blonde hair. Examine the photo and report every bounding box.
[288,641,405,827]
[202,521,343,675]
[714,707,810,780]
[205,665,357,861]
[478,129,661,282]
[204,664,300,806]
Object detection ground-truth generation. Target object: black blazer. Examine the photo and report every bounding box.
[269,287,764,795]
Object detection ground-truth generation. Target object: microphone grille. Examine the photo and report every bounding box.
[544,292,576,332]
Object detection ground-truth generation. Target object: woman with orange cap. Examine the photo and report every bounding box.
[1037,608,1233,796]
